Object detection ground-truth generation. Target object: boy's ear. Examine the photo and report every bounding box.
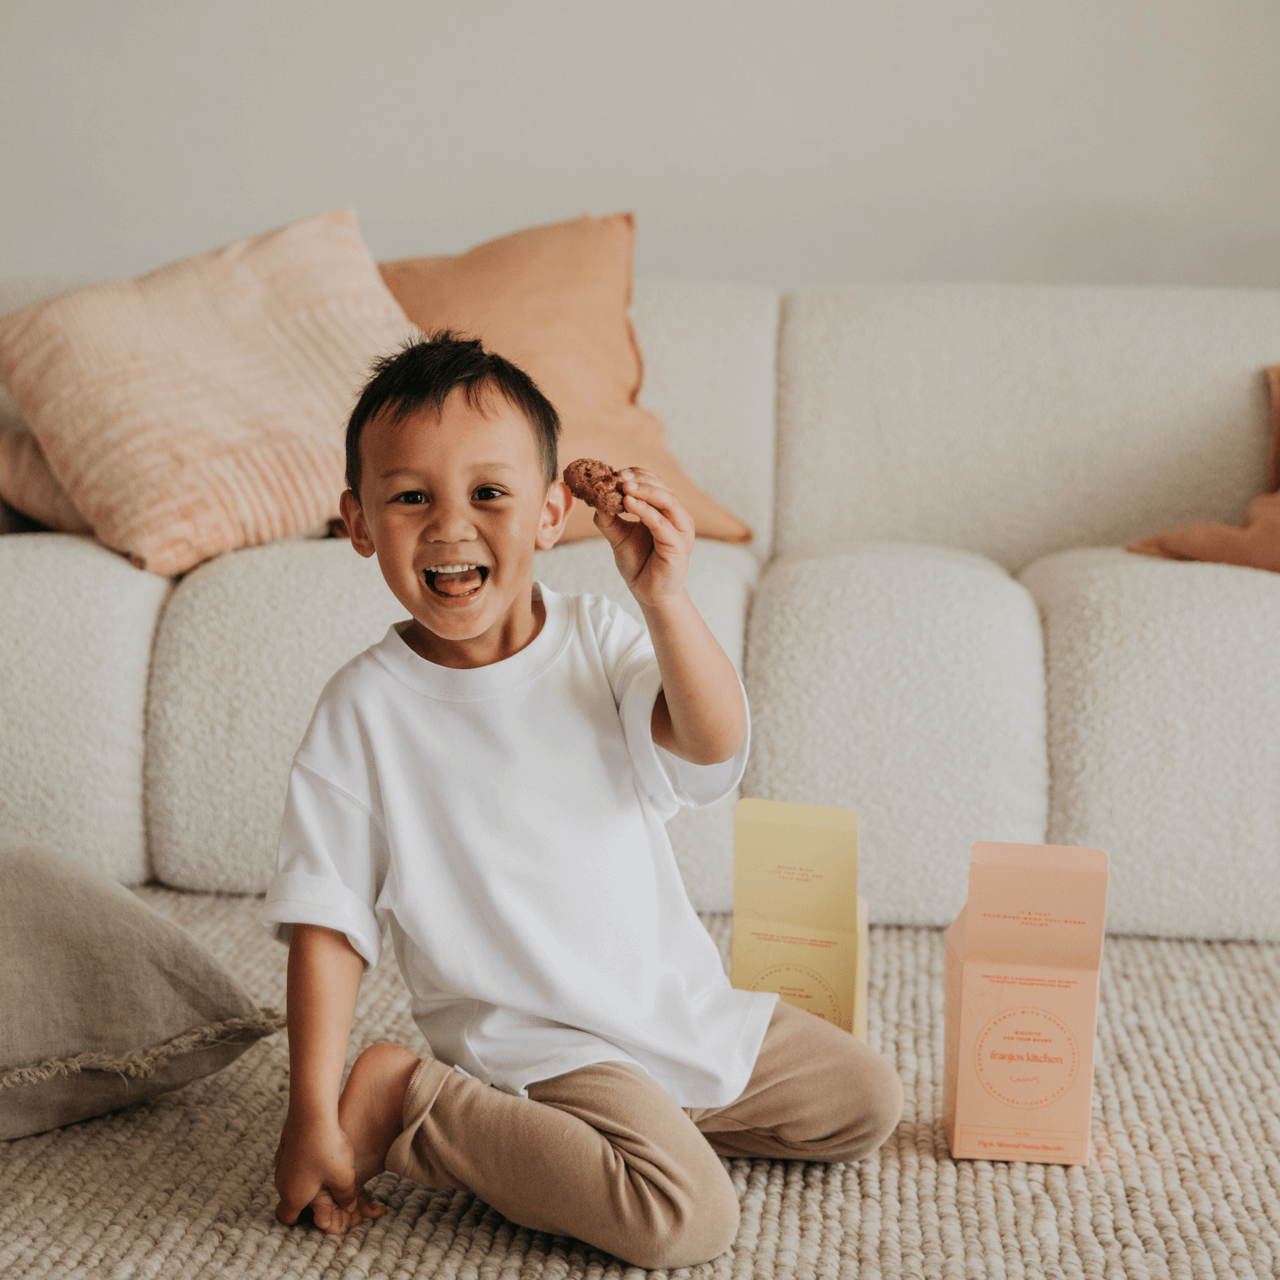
[535,479,573,550]
[339,489,376,558]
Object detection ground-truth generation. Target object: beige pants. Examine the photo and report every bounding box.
[384,1000,904,1269]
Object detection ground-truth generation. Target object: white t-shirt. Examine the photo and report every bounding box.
[262,582,778,1106]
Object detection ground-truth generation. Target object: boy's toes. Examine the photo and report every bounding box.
[358,1193,387,1219]
[309,1187,348,1235]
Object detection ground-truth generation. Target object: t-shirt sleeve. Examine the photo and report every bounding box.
[261,761,387,971]
[588,593,751,821]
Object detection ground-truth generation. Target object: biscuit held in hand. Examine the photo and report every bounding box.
[563,458,627,514]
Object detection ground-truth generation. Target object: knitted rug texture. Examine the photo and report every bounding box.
[2,888,1279,1280]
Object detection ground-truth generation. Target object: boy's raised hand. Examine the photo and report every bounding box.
[593,468,694,609]
[274,1113,385,1236]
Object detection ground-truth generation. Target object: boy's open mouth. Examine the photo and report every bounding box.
[424,565,488,598]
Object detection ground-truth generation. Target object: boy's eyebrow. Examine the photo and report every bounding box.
[379,462,520,480]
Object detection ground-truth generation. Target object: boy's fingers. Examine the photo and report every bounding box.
[623,481,692,533]
[331,1180,359,1213]
[625,494,684,547]
[593,506,640,543]
[275,1182,316,1225]
[275,1198,302,1226]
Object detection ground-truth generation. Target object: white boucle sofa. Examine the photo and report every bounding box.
[3,276,1280,943]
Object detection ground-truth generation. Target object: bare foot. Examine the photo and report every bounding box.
[339,1042,422,1193]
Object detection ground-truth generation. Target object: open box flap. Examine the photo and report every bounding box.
[963,842,1108,970]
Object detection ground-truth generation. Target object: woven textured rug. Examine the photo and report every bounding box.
[2,889,1279,1280]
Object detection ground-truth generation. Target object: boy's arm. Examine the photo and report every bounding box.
[644,592,747,765]
[593,468,747,765]
[274,923,380,1234]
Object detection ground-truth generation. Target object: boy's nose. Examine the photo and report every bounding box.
[421,497,475,543]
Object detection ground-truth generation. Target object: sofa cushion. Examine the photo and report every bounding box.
[0,842,281,1140]
[741,544,1048,927]
[0,211,414,575]
[0,533,171,883]
[146,539,409,893]
[378,215,754,549]
[146,536,756,904]
[775,285,1280,572]
[1018,547,1280,940]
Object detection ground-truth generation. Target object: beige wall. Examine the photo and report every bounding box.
[3,0,1279,288]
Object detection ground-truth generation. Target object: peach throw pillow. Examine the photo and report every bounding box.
[0,210,414,575]
[0,429,92,533]
[1127,367,1280,572]
[377,213,752,546]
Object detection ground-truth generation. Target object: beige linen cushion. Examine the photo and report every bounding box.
[0,843,283,1140]
[0,210,415,575]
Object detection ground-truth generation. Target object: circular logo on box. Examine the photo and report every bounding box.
[974,1006,1079,1109]
[747,964,843,1026]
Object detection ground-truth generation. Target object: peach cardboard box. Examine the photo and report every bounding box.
[943,841,1109,1166]
[730,798,868,1040]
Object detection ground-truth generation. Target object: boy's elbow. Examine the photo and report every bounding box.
[651,690,746,764]
[679,725,747,767]
[712,727,748,765]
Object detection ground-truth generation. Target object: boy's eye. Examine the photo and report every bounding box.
[391,487,504,504]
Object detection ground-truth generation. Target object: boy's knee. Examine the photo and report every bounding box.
[821,1048,904,1164]
[625,1172,740,1270]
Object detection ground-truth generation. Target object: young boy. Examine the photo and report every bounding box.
[263,334,903,1269]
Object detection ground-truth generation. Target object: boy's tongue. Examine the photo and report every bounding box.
[432,568,483,596]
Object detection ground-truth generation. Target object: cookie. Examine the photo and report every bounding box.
[563,458,627,514]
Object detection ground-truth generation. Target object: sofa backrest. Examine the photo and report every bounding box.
[10,275,1280,577]
[631,282,780,561]
[775,284,1280,572]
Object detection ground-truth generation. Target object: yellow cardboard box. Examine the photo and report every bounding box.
[730,798,868,1039]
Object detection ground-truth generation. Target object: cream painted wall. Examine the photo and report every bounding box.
[3,0,1279,288]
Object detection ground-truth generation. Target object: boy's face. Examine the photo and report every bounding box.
[339,387,572,668]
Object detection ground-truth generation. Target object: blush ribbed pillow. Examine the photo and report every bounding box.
[0,210,414,575]
[0,428,92,533]
[378,213,753,546]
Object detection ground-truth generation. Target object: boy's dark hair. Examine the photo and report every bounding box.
[345,331,560,502]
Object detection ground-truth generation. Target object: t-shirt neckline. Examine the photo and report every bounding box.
[372,581,571,701]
